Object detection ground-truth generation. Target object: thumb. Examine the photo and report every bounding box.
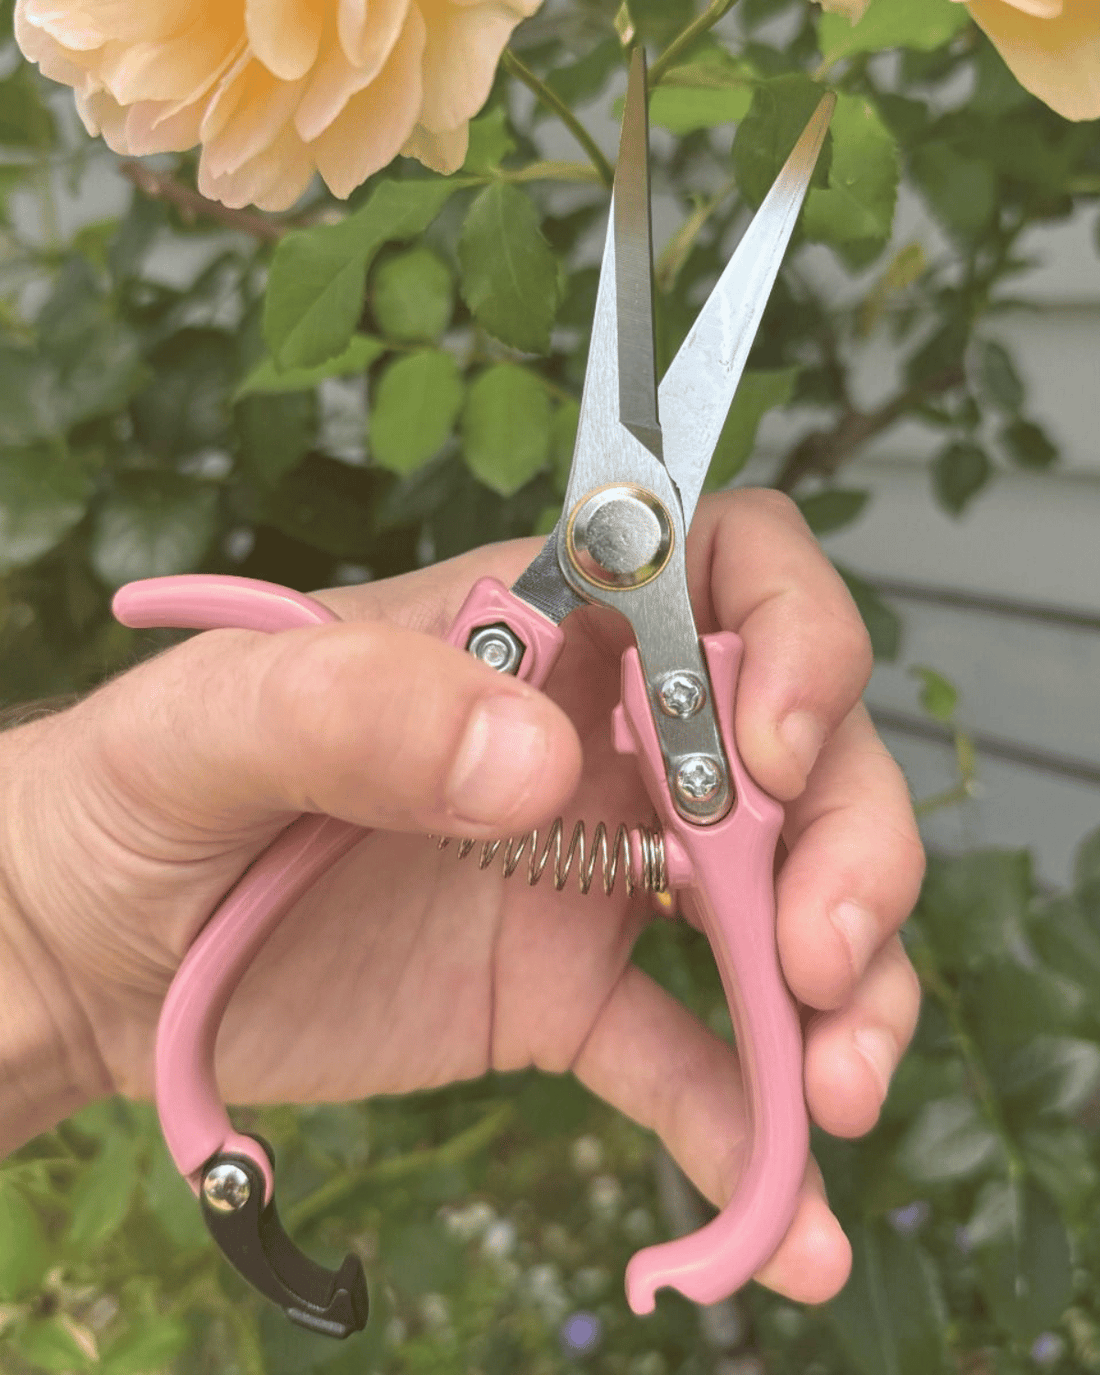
[83,620,583,841]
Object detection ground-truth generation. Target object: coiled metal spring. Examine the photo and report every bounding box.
[439,818,667,897]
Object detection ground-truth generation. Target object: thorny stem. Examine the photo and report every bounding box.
[285,1102,515,1232]
[501,50,615,188]
[908,935,1027,1185]
[651,0,737,85]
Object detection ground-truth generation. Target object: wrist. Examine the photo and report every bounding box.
[0,720,112,1156]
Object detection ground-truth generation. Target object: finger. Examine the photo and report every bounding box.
[805,935,922,1139]
[688,490,874,801]
[571,964,852,1304]
[777,706,925,1010]
[78,619,582,840]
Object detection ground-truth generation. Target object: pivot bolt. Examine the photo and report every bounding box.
[203,1162,252,1213]
[467,624,524,676]
[657,672,706,718]
[675,756,723,804]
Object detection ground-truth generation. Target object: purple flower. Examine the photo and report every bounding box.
[560,1311,603,1357]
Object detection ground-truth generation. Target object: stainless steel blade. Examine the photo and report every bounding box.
[615,47,662,463]
[658,93,835,526]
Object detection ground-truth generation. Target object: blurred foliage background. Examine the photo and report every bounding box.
[1,0,1099,1370]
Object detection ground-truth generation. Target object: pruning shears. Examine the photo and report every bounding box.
[113,54,834,1339]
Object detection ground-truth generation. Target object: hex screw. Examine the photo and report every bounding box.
[202,1161,252,1213]
[467,624,524,676]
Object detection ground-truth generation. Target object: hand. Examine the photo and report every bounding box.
[0,489,923,1304]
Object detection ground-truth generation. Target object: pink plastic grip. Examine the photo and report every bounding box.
[444,577,565,686]
[612,632,806,1313]
[115,575,363,1201]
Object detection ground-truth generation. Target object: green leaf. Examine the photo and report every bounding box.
[818,0,970,66]
[835,564,901,661]
[796,488,869,535]
[827,1222,951,1375]
[909,144,997,242]
[0,64,56,149]
[705,368,799,489]
[11,1318,94,1372]
[1001,418,1057,470]
[998,1035,1100,1119]
[804,93,899,266]
[67,1132,140,1250]
[515,1071,592,1136]
[259,454,376,559]
[236,334,385,398]
[142,1141,212,1252]
[101,1318,189,1375]
[917,850,1033,971]
[933,440,991,515]
[383,1220,464,1297]
[463,105,516,173]
[461,364,550,496]
[1021,1125,1099,1217]
[1074,826,1100,893]
[897,1094,1002,1184]
[910,665,958,723]
[130,329,235,457]
[371,247,455,343]
[370,349,464,476]
[0,1174,49,1299]
[648,85,753,135]
[0,447,93,573]
[973,1182,1072,1342]
[236,390,314,484]
[544,39,621,110]
[458,183,561,354]
[732,75,828,209]
[264,177,462,370]
[91,473,218,588]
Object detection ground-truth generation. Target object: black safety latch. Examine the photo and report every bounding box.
[199,1139,368,1339]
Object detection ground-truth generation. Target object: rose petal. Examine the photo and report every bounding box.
[199,120,314,210]
[246,0,323,81]
[296,0,409,141]
[337,0,411,68]
[401,121,468,174]
[968,0,1100,119]
[415,0,528,133]
[201,53,306,180]
[311,3,425,197]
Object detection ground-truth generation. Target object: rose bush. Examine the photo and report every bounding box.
[817,0,1099,121]
[14,0,541,210]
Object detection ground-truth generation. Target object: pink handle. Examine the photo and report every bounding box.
[612,633,806,1312]
[117,573,566,1199]
[444,577,565,686]
[115,575,363,1200]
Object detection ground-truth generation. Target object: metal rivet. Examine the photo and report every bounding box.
[567,485,673,590]
[675,756,723,804]
[203,1161,252,1213]
[467,624,524,676]
[657,672,706,718]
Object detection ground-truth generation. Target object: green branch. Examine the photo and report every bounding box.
[651,0,737,86]
[285,1102,515,1232]
[501,51,614,188]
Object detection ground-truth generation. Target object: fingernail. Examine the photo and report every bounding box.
[447,694,548,826]
[830,900,879,979]
[779,710,825,779]
[853,1027,897,1100]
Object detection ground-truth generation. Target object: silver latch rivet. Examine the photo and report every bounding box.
[675,756,723,804]
[658,672,706,718]
[467,625,524,676]
[202,1162,252,1213]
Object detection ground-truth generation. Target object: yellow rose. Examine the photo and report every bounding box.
[14,0,542,211]
[959,0,1100,120]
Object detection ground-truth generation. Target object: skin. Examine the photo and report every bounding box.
[0,489,923,1304]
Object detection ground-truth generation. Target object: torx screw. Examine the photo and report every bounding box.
[657,672,706,718]
[675,755,723,803]
[467,624,524,676]
[202,1161,252,1213]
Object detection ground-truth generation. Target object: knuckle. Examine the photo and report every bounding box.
[736,486,804,529]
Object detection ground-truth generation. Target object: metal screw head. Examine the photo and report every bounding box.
[657,672,706,718]
[567,484,673,590]
[675,755,723,804]
[202,1161,251,1213]
[467,624,523,676]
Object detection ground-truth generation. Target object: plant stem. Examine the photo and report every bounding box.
[651,0,737,86]
[285,1103,515,1232]
[909,934,1026,1184]
[501,50,614,188]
